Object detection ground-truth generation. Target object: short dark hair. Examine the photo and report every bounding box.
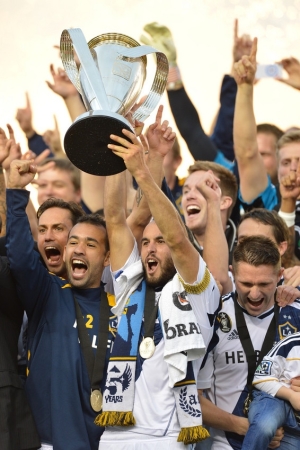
[39,158,81,191]
[188,161,238,217]
[256,123,284,142]
[239,208,289,245]
[233,235,281,272]
[76,213,109,251]
[37,198,85,225]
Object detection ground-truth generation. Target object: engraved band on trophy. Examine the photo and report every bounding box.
[60,28,169,176]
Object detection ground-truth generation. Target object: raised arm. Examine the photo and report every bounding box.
[199,171,233,294]
[108,129,199,283]
[233,38,269,203]
[15,93,53,157]
[211,19,254,162]
[141,22,219,163]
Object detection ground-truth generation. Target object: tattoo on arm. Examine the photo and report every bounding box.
[136,187,143,207]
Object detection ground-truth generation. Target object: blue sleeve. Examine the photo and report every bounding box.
[167,86,218,162]
[28,133,54,157]
[214,150,235,172]
[210,75,237,162]
[238,177,279,211]
[5,189,52,319]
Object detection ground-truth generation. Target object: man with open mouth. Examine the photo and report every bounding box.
[197,235,300,450]
[95,127,221,450]
[5,159,116,450]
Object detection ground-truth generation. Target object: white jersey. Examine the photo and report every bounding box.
[253,331,300,397]
[197,293,300,450]
[100,245,220,448]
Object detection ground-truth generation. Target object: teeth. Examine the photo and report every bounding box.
[187,205,200,212]
[45,246,57,250]
[73,259,86,265]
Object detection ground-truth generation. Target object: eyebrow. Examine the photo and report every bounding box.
[68,235,99,244]
[39,223,66,228]
[141,235,164,243]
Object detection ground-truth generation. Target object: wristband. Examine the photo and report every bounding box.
[278,209,296,228]
[167,65,183,91]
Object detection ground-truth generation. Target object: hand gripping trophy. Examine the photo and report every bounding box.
[60,28,169,175]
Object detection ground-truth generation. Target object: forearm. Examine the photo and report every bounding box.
[134,168,186,247]
[0,167,6,236]
[234,85,257,161]
[64,94,86,121]
[104,172,135,271]
[6,189,50,316]
[199,394,249,435]
[210,75,237,161]
[80,172,105,213]
[127,154,166,245]
[203,203,232,294]
[167,87,218,161]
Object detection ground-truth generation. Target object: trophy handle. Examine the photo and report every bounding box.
[60,28,109,110]
[117,46,169,122]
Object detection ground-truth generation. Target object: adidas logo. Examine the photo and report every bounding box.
[227,329,239,340]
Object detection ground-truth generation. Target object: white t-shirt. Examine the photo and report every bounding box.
[197,293,300,450]
[101,244,220,445]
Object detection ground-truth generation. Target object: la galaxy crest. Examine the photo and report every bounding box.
[173,291,192,311]
[217,312,232,333]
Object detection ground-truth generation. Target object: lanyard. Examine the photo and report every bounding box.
[139,284,158,359]
[73,285,110,411]
[234,292,279,390]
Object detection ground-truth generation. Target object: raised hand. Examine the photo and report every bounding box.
[276,57,300,91]
[232,19,254,63]
[7,159,37,189]
[146,105,176,158]
[43,116,65,158]
[140,22,177,65]
[108,129,147,178]
[233,38,258,86]
[15,93,35,137]
[195,170,222,204]
[0,125,22,170]
[279,163,300,201]
[276,284,300,307]
[46,64,78,99]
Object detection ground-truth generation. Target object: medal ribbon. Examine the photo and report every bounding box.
[73,285,110,405]
[234,292,279,391]
[142,285,158,341]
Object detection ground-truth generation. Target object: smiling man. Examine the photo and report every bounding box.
[182,161,238,294]
[5,159,116,450]
[197,235,300,450]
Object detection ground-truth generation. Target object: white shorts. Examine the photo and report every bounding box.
[40,445,53,450]
[99,431,194,450]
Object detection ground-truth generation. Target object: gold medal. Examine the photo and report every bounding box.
[139,337,155,359]
[90,389,103,412]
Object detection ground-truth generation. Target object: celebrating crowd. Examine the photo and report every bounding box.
[1,18,300,450]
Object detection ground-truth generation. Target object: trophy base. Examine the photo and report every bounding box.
[64,112,133,176]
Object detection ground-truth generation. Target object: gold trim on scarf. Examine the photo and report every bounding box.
[178,267,211,294]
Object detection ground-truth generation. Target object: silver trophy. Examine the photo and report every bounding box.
[60,28,169,175]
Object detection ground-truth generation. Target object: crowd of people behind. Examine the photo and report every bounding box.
[1,18,300,450]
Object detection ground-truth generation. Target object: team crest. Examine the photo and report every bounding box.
[104,364,132,397]
[255,360,273,376]
[179,387,201,417]
[278,322,297,340]
[218,312,232,333]
[173,291,192,311]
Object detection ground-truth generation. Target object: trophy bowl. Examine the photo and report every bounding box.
[60,29,168,176]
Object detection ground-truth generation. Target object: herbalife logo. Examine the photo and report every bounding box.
[227,329,239,340]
